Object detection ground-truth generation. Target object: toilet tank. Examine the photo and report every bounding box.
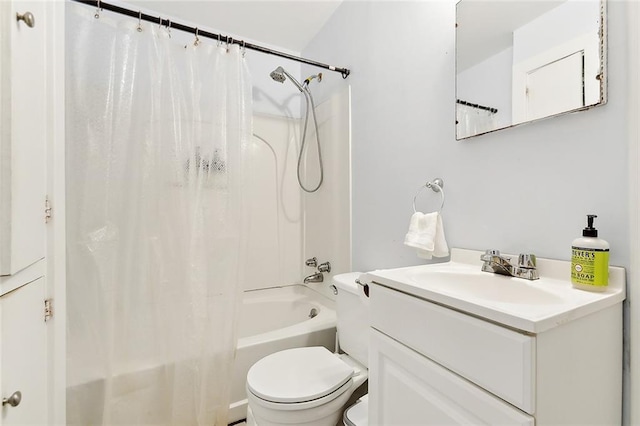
[334,272,369,367]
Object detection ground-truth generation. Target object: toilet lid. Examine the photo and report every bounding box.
[247,347,354,404]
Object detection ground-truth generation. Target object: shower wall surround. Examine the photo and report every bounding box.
[248,114,304,290]
[248,86,352,295]
[302,0,630,423]
[303,86,352,299]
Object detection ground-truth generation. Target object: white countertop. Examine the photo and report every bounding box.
[364,248,626,333]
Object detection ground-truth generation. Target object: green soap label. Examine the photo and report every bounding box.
[571,247,609,286]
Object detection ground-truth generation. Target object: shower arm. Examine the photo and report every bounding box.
[281,69,306,93]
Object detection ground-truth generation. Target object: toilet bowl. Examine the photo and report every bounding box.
[246,272,369,426]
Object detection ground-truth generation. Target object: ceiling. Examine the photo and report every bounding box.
[456,0,565,72]
[126,1,343,53]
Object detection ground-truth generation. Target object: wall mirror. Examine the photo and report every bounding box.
[456,0,606,140]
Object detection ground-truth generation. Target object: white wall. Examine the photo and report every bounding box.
[303,0,630,420]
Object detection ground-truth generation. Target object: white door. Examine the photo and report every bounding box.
[0,278,48,425]
[0,0,47,276]
[368,329,534,426]
[525,51,584,121]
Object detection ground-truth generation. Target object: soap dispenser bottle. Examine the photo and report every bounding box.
[571,215,609,292]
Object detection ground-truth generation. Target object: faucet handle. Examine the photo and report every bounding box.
[481,249,500,261]
[305,257,317,268]
[517,253,537,269]
[317,262,331,273]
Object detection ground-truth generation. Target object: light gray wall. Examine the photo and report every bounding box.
[302,1,629,274]
[303,1,631,422]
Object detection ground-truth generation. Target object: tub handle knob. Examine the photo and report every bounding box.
[305,257,318,268]
[317,262,331,273]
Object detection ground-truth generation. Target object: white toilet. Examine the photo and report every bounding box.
[245,272,369,426]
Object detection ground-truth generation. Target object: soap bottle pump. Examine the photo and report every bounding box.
[571,215,610,292]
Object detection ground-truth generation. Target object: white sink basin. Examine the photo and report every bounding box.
[365,248,626,333]
[406,270,565,305]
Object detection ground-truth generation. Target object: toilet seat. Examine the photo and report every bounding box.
[247,347,354,404]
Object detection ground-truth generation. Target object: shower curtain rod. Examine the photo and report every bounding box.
[456,99,498,114]
[72,0,351,79]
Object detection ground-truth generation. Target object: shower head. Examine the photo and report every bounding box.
[270,66,286,83]
[269,66,305,92]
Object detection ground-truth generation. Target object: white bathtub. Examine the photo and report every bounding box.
[66,284,336,425]
[228,284,337,423]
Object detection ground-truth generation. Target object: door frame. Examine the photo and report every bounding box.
[45,1,66,424]
[627,2,639,425]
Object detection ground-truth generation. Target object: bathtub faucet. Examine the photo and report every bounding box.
[304,272,324,283]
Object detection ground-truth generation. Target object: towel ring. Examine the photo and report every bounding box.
[412,178,445,213]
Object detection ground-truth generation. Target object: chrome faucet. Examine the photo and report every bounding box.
[480,250,539,280]
[303,258,331,284]
[303,272,324,283]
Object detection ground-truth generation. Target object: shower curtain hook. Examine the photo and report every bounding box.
[194,27,200,46]
[227,37,233,52]
[94,0,101,19]
[166,19,171,38]
[241,40,246,57]
[158,15,162,29]
[137,11,143,32]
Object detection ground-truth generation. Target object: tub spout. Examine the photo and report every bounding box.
[304,272,324,283]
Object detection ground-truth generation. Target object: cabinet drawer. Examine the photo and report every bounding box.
[371,284,535,414]
[369,329,534,426]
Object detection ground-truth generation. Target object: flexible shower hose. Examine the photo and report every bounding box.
[297,85,323,193]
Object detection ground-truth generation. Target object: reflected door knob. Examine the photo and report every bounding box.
[16,11,35,28]
[3,391,22,407]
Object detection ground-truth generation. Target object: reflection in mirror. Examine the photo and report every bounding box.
[456,0,606,140]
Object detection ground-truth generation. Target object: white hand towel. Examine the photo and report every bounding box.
[404,212,449,259]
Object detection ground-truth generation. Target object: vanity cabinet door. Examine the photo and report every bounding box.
[370,284,535,413]
[369,329,533,426]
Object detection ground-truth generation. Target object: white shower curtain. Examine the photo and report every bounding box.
[66,5,251,425]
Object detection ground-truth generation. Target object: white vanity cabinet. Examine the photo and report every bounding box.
[368,282,623,425]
